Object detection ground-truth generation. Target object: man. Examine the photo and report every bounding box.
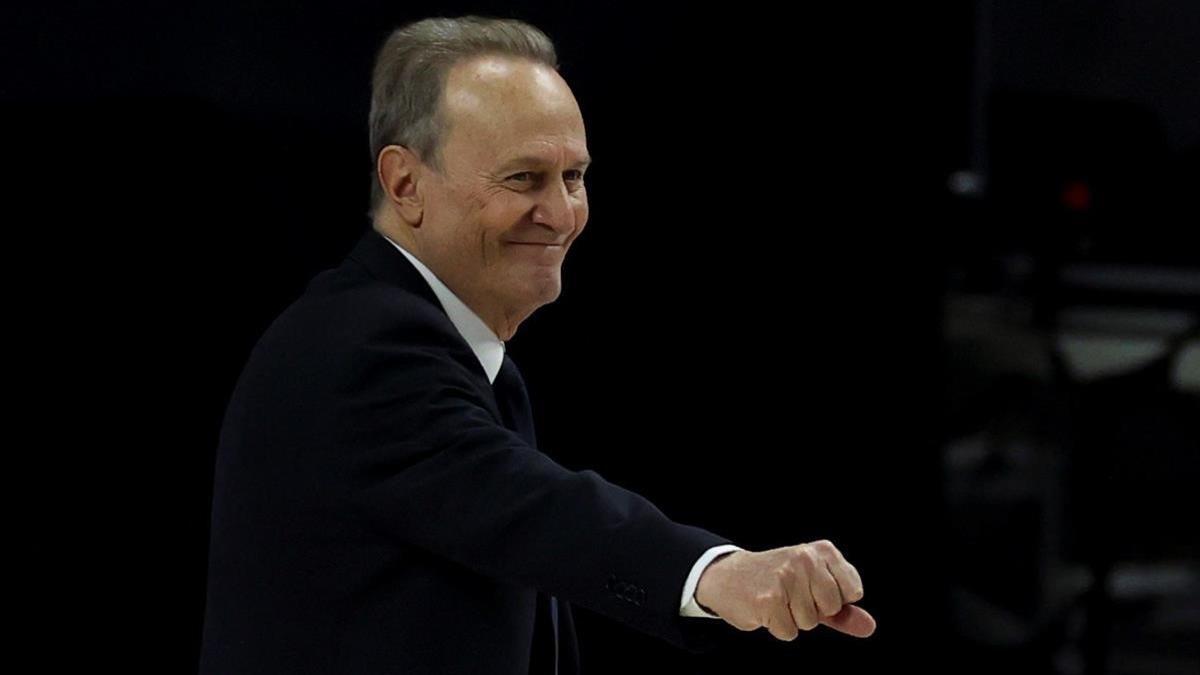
[199,16,875,674]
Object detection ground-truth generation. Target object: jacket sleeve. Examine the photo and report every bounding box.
[325,335,736,653]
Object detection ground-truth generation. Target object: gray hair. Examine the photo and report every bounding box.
[367,16,559,216]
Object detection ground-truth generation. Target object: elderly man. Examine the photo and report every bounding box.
[199,15,874,675]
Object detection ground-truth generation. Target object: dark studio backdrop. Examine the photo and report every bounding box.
[6,1,1197,672]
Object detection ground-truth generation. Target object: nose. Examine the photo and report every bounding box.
[530,179,578,237]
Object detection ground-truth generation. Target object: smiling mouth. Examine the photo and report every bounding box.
[507,242,564,247]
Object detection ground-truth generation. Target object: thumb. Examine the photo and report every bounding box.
[819,604,876,638]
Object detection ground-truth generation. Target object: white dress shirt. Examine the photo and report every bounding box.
[381,233,743,619]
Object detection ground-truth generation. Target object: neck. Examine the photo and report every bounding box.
[372,218,526,341]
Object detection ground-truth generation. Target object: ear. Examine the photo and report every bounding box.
[377,145,425,226]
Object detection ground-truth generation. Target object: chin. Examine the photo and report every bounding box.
[529,269,562,299]
[535,283,562,306]
[504,271,562,316]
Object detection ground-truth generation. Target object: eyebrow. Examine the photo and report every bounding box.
[497,155,592,173]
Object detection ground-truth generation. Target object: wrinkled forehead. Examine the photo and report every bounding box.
[440,55,588,168]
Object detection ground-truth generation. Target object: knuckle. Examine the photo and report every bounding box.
[756,590,782,607]
[813,539,837,556]
[795,547,818,568]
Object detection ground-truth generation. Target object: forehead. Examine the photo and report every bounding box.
[440,55,589,167]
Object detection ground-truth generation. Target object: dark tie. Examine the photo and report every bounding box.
[493,355,559,675]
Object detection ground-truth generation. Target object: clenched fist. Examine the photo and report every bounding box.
[693,540,876,640]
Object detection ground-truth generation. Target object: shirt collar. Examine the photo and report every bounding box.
[380,234,506,385]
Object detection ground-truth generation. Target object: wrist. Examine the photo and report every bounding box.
[695,550,737,611]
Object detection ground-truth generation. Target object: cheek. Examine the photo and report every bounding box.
[426,191,465,242]
[483,198,531,238]
[573,200,589,235]
[476,206,520,267]
[448,189,499,246]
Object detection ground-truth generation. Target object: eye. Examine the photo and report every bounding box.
[564,170,585,183]
[507,172,536,183]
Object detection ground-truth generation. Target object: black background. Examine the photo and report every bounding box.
[6,1,1196,672]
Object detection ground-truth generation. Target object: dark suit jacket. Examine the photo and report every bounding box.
[199,227,735,674]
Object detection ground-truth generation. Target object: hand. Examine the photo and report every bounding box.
[693,541,876,640]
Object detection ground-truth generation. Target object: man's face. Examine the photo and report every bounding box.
[414,55,590,335]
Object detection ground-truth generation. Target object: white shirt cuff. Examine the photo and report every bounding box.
[679,544,745,618]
